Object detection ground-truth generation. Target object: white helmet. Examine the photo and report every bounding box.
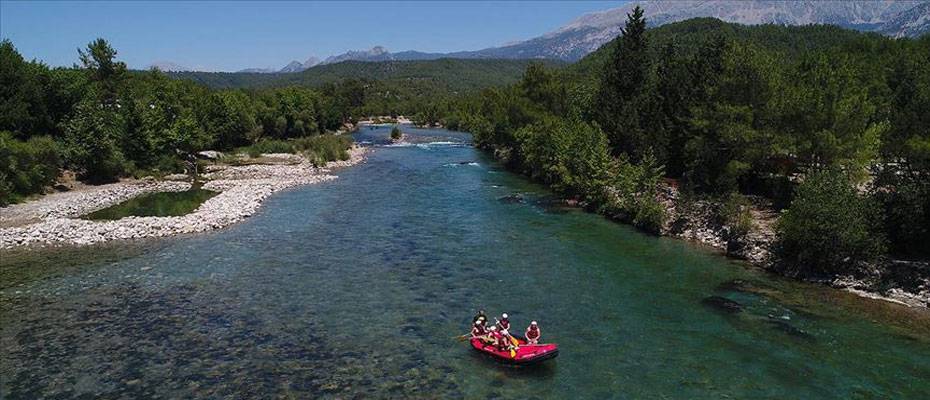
[489,326,497,331]
[531,321,537,325]
[502,313,508,319]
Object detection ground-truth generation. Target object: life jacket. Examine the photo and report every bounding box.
[526,326,540,340]
[472,324,487,336]
[497,318,510,331]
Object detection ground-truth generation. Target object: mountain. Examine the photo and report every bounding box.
[877,1,930,37]
[168,58,564,90]
[278,60,306,73]
[276,56,321,73]
[475,0,928,61]
[148,61,191,72]
[194,1,930,73]
[237,67,277,73]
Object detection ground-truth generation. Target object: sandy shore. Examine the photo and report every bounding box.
[0,146,366,249]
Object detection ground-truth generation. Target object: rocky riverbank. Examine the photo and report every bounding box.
[0,146,367,249]
[657,185,929,309]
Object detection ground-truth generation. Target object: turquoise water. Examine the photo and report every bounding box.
[1,126,928,399]
[82,188,217,220]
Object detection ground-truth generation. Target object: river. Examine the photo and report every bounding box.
[2,126,928,399]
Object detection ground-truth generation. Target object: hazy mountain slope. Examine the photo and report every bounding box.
[472,0,927,61]
[878,1,930,37]
[169,58,563,90]
[148,61,191,72]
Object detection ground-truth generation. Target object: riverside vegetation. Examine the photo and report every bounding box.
[0,38,358,205]
[438,10,929,298]
[2,11,928,302]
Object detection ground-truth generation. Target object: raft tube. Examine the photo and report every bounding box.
[470,335,559,365]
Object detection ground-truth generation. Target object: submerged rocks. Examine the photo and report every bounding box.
[0,146,367,249]
[701,296,743,314]
[497,194,525,204]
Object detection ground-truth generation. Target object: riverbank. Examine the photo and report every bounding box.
[655,184,930,309]
[0,146,367,248]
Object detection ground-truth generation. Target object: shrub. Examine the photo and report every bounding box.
[239,139,296,158]
[720,192,754,239]
[295,135,352,166]
[0,132,62,205]
[604,152,667,234]
[235,135,353,167]
[775,168,886,277]
[390,126,403,141]
[873,164,930,257]
[62,100,127,183]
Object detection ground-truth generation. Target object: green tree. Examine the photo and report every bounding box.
[0,132,62,205]
[63,96,127,183]
[775,169,886,277]
[79,38,127,106]
[0,40,54,137]
[594,5,652,157]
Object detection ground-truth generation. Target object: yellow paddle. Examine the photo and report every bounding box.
[509,335,520,358]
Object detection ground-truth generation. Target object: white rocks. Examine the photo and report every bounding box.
[0,146,367,249]
[0,181,190,228]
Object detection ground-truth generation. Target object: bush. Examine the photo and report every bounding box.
[390,126,402,141]
[62,100,127,183]
[605,152,667,234]
[775,169,886,277]
[0,132,62,205]
[873,164,930,258]
[294,135,353,166]
[512,117,612,199]
[720,192,754,239]
[235,135,353,166]
[239,139,296,158]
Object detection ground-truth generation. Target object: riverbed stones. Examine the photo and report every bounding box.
[701,296,743,314]
[0,146,366,249]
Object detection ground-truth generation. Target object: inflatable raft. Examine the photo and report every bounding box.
[469,335,559,365]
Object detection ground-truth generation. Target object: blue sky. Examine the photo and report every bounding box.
[1,1,626,71]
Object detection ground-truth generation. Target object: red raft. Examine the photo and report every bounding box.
[469,336,559,365]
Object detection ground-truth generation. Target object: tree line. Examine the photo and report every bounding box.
[442,11,930,277]
[1,38,364,205]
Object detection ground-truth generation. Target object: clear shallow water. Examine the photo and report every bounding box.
[2,126,929,399]
[83,188,217,220]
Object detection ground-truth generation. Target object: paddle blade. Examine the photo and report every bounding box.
[510,349,516,358]
[510,336,519,346]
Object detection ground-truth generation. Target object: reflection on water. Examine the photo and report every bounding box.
[83,188,217,220]
[1,126,928,399]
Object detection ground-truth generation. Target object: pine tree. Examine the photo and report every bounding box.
[595,5,651,158]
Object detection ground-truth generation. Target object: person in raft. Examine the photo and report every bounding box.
[497,329,514,351]
[488,326,503,347]
[471,319,488,341]
[496,313,511,331]
[473,309,488,327]
[525,321,541,344]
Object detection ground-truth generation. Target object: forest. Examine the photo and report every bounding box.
[0,38,369,204]
[440,13,930,277]
[3,12,928,280]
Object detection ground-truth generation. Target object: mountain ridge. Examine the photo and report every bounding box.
[167,1,930,71]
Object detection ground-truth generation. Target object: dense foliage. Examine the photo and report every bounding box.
[443,12,930,275]
[775,169,886,277]
[0,132,61,205]
[0,38,363,200]
[168,59,562,118]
